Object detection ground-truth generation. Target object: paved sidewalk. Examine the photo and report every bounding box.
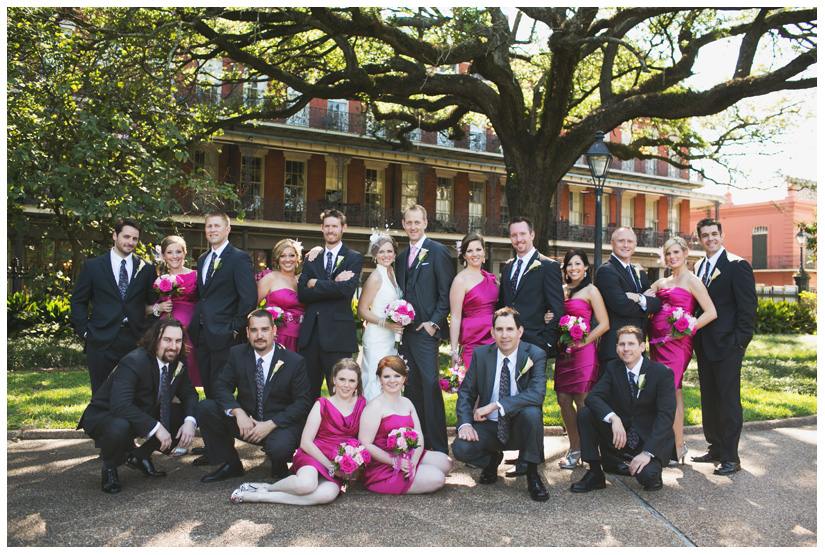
[6,417,816,547]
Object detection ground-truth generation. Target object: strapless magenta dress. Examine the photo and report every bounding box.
[458,270,498,369]
[291,396,366,490]
[362,413,427,495]
[264,288,306,353]
[553,298,599,394]
[163,271,200,387]
[648,287,697,389]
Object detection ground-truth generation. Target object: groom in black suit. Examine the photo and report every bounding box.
[297,208,363,400]
[196,310,312,482]
[497,216,564,476]
[71,217,157,394]
[189,211,257,400]
[594,226,662,366]
[451,307,550,501]
[572,325,676,493]
[396,204,454,454]
[691,218,757,476]
[78,318,199,493]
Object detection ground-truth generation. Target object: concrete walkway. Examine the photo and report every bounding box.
[6,417,816,547]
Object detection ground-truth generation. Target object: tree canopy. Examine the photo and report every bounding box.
[51,8,819,251]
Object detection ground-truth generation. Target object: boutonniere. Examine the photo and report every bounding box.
[710,268,721,282]
[636,374,646,398]
[519,357,534,377]
[418,248,429,263]
[136,259,146,275]
[526,260,542,273]
[335,255,344,269]
[271,360,285,377]
[172,361,183,380]
[213,256,223,272]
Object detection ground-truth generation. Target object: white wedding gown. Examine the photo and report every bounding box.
[360,264,402,401]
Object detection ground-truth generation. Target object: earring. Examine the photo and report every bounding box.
[331,385,336,394]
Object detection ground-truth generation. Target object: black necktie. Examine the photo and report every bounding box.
[510,258,523,297]
[325,251,334,279]
[627,264,640,293]
[626,370,640,449]
[255,357,265,421]
[702,259,711,287]
[159,365,170,431]
[118,259,129,299]
[497,358,511,444]
[205,251,217,286]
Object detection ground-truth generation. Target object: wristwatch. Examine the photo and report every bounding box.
[152,303,160,317]
[429,321,440,330]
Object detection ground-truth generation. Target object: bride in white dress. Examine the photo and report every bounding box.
[357,232,405,400]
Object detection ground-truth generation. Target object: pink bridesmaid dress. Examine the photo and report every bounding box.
[165,271,200,387]
[648,287,697,389]
[458,270,498,369]
[362,413,427,495]
[553,298,599,394]
[264,288,306,353]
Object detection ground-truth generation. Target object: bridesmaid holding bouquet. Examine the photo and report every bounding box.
[257,239,306,353]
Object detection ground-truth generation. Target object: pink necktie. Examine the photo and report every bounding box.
[408,245,418,268]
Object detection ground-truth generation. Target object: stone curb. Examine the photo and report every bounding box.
[7,414,816,441]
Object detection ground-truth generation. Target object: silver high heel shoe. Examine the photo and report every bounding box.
[669,443,688,466]
[558,449,582,469]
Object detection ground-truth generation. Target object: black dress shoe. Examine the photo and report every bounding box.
[570,470,606,493]
[192,454,211,466]
[101,466,121,494]
[201,461,245,483]
[691,451,721,463]
[603,462,631,476]
[505,461,528,477]
[713,461,741,476]
[526,473,549,502]
[125,454,166,478]
[191,446,207,455]
[478,452,503,484]
[643,477,664,491]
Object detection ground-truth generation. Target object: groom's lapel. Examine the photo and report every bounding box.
[407,238,428,285]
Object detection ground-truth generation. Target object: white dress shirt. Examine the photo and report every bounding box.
[323,242,344,273]
[611,254,648,310]
[698,248,726,283]
[110,249,133,285]
[202,240,230,285]
[226,346,277,417]
[149,357,197,438]
[457,348,519,432]
[509,247,536,291]
[603,356,644,423]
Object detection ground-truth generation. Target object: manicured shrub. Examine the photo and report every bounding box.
[7,291,74,338]
[755,298,816,335]
[7,335,86,372]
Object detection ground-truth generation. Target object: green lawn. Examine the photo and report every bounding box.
[6,334,817,430]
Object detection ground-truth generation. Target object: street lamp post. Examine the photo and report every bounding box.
[585,131,613,271]
[794,228,809,301]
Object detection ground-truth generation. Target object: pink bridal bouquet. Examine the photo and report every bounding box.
[264,305,286,327]
[153,274,184,299]
[557,314,590,359]
[333,439,371,487]
[385,299,415,347]
[439,362,466,394]
[387,427,420,480]
[667,307,698,339]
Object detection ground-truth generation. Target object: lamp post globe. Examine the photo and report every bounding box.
[585,131,613,270]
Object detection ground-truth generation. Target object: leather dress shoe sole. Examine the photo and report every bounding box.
[691,452,721,463]
[603,463,631,476]
[713,462,741,476]
[505,461,528,477]
[192,454,211,466]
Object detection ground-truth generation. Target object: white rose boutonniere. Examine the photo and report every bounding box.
[136,259,146,275]
[526,260,542,273]
[519,357,534,377]
[710,268,721,282]
[636,374,646,398]
[418,248,429,263]
[335,255,344,269]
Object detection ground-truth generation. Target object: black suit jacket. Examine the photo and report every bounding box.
[456,342,547,429]
[396,237,454,339]
[585,357,676,463]
[693,250,757,361]
[498,251,565,356]
[594,254,662,361]
[70,253,157,349]
[78,347,198,437]
[188,242,257,349]
[213,343,312,430]
[297,244,363,352]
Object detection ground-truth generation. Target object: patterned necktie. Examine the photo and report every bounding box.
[702,259,711,287]
[159,365,170,431]
[627,264,640,293]
[255,357,265,421]
[626,370,640,449]
[118,259,129,299]
[325,251,334,279]
[204,251,217,286]
[497,358,511,444]
[407,245,418,268]
[510,258,523,297]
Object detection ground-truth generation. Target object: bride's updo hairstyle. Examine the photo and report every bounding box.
[331,358,364,397]
[376,355,408,379]
[368,234,397,259]
[458,232,485,266]
[661,236,689,266]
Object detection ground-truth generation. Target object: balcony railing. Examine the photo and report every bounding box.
[746,254,816,271]
[551,222,701,250]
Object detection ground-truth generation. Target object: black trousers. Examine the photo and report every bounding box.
[86,327,137,395]
[86,404,186,468]
[399,331,448,454]
[451,405,545,467]
[194,330,234,399]
[577,405,663,488]
[696,347,745,463]
[196,399,301,469]
[302,321,351,401]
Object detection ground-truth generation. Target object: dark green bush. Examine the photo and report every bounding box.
[755,298,816,335]
[7,335,86,371]
[7,291,74,338]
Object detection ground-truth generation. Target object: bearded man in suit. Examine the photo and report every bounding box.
[690,218,757,476]
[395,204,454,454]
[79,318,198,493]
[196,310,312,483]
[71,217,158,394]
